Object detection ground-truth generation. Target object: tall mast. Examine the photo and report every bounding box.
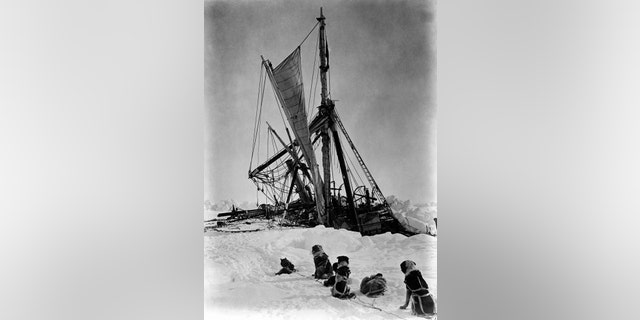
[317,8,358,230]
[318,8,332,226]
[317,8,329,106]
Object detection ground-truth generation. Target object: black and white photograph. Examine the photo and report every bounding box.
[6,0,640,319]
[204,0,436,319]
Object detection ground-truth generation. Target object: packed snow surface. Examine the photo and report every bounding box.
[204,226,437,320]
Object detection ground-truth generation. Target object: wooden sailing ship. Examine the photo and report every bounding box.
[219,8,410,236]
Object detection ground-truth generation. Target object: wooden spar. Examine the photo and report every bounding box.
[317,8,329,106]
[285,174,296,203]
[333,112,389,207]
[330,118,360,232]
[285,159,312,203]
[248,138,312,183]
[266,122,313,203]
[266,122,300,166]
[283,127,312,183]
[317,8,333,226]
[249,142,295,178]
[217,208,264,217]
[321,127,332,225]
[308,111,330,134]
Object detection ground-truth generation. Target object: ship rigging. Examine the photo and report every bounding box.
[245,8,406,236]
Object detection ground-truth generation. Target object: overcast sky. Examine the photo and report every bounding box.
[205,0,435,204]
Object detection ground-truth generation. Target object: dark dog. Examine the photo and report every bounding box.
[311,245,333,279]
[323,255,351,286]
[360,273,387,297]
[275,258,296,275]
[331,266,355,299]
[399,260,436,315]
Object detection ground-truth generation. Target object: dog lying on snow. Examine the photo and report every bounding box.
[275,258,296,275]
[360,273,387,297]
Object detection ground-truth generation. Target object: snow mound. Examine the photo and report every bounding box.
[204,226,436,319]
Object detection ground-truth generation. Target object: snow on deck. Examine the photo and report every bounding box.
[204,226,436,319]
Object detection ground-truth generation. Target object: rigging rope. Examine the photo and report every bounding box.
[344,144,366,190]
[298,21,321,49]
[266,126,271,167]
[326,32,332,101]
[334,110,370,194]
[351,296,382,311]
[310,57,321,120]
[331,139,337,193]
[307,31,319,116]
[250,65,267,171]
[257,71,268,167]
[348,295,411,320]
[265,71,291,137]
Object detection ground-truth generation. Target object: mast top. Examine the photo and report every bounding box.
[317,7,325,21]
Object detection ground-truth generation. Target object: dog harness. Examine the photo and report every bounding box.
[405,270,435,314]
[332,280,351,298]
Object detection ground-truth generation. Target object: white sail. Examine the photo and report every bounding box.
[271,48,313,162]
[268,47,326,223]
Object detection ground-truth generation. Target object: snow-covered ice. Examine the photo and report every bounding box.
[387,196,437,235]
[204,196,438,235]
[204,225,436,319]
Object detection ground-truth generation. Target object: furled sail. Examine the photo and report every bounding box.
[267,47,326,223]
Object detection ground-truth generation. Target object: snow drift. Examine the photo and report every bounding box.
[204,226,437,319]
